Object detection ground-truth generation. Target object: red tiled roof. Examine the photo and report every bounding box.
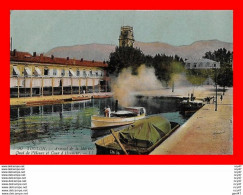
[10,51,108,68]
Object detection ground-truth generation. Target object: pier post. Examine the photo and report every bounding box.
[215,68,218,111]
[17,107,19,120]
[30,107,33,115]
[105,80,107,92]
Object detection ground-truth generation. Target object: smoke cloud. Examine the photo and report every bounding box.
[111,64,163,107]
[111,64,215,107]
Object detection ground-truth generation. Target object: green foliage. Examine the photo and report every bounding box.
[203,48,233,87]
[108,47,184,84]
[184,48,233,86]
[185,68,214,85]
[216,64,233,87]
[152,54,173,83]
[186,70,207,85]
[170,61,185,74]
[108,47,233,87]
[169,61,186,86]
[108,46,145,76]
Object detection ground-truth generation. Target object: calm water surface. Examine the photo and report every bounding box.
[10,97,189,154]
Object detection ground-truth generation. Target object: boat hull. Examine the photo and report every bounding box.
[92,95,112,99]
[91,114,146,130]
[95,121,180,155]
[72,97,90,101]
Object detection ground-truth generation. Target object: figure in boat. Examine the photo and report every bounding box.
[91,101,146,130]
[104,106,111,117]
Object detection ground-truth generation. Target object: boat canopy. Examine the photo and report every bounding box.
[112,110,137,117]
[120,115,171,147]
[114,110,134,115]
[125,107,145,115]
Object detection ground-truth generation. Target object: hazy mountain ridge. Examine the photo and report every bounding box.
[46,40,233,61]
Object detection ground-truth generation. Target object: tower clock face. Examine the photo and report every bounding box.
[123,31,128,36]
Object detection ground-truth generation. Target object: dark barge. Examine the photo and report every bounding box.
[95,115,180,155]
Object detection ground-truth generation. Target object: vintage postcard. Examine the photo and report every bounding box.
[10,10,233,155]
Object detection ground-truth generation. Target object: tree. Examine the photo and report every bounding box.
[108,46,145,76]
[108,46,184,85]
[185,69,212,85]
[203,48,233,88]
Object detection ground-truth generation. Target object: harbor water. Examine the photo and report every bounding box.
[10,97,189,155]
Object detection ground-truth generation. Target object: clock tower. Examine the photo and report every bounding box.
[119,26,135,47]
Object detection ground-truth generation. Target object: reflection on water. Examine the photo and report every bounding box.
[10,97,188,154]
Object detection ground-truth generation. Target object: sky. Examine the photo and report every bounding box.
[10,10,233,53]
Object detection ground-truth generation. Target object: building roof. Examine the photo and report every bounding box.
[185,58,219,64]
[184,58,220,69]
[10,50,108,68]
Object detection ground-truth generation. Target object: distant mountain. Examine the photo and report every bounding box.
[134,40,233,60]
[45,44,115,62]
[45,40,233,62]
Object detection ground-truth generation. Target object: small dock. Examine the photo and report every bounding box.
[10,92,113,106]
[150,88,233,155]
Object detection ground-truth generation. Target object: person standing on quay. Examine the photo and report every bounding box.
[220,94,223,102]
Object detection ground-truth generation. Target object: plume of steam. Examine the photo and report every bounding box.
[111,64,163,107]
[170,73,193,88]
[111,62,214,107]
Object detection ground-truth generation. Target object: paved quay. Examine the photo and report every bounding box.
[10,92,113,106]
[150,87,233,155]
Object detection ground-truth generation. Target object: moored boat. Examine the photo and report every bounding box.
[26,99,64,106]
[92,94,113,99]
[179,100,204,116]
[91,107,146,130]
[95,115,180,155]
[72,96,90,101]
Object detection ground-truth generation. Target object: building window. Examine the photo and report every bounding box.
[193,63,197,68]
[96,72,98,77]
[68,69,75,77]
[34,67,41,77]
[90,70,92,77]
[24,67,32,77]
[13,66,20,76]
[77,69,80,76]
[53,69,57,76]
[44,68,49,76]
[83,71,86,77]
[61,69,65,76]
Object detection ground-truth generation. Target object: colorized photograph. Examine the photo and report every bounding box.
[10,10,233,155]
